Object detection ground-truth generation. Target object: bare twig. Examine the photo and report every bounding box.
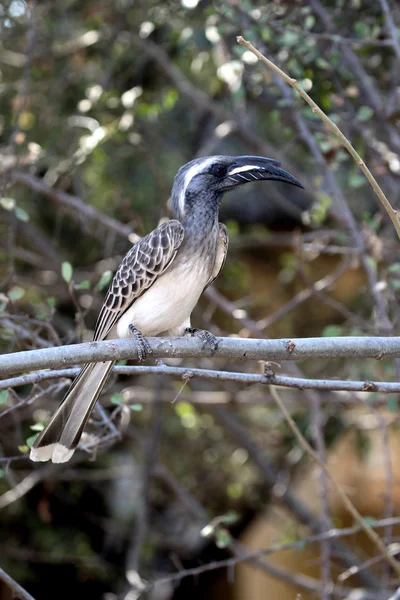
[2,364,400,395]
[236,37,400,240]
[270,385,400,577]
[211,405,380,589]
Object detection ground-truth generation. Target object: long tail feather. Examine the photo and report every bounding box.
[30,361,115,463]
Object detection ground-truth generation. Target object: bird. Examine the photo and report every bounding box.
[30,155,303,463]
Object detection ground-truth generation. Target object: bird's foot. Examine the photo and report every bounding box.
[185,328,219,354]
[129,324,153,362]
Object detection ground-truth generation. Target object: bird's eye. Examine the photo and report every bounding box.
[211,164,227,178]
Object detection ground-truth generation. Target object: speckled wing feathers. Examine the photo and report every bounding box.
[94,220,184,341]
[203,223,229,292]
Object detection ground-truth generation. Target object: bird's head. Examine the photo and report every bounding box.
[170,155,304,221]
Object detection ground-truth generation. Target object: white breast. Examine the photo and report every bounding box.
[115,262,209,338]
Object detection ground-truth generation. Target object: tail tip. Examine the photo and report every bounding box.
[52,444,75,463]
[30,443,75,463]
[30,444,56,462]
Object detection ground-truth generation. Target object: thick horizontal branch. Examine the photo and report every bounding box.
[1,336,400,378]
[1,364,400,396]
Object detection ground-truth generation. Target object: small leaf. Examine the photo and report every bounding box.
[0,469,4,479]
[18,445,29,454]
[348,173,366,188]
[387,395,398,412]
[0,197,16,211]
[8,286,25,301]
[357,106,374,121]
[47,297,56,309]
[0,293,8,312]
[73,280,90,290]
[61,261,73,283]
[322,325,342,337]
[30,422,45,432]
[215,528,232,549]
[111,393,123,406]
[26,433,40,448]
[219,511,239,525]
[15,206,29,222]
[362,516,377,527]
[129,403,143,412]
[97,270,112,291]
[0,390,8,405]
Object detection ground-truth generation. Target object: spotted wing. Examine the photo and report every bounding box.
[94,220,184,341]
[203,223,229,292]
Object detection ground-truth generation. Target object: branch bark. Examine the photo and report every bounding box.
[1,336,400,377]
[2,364,400,395]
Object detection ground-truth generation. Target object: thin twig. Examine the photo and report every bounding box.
[236,37,400,240]
[211,405,380,589]
[269,385,400,578]
[2,364,400,395]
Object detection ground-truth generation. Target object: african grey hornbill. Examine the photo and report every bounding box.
[30,155,303,463]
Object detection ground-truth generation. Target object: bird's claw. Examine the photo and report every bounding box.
[129,324,153,362]
[185,327,219,354]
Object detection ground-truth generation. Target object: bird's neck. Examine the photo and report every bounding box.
[175,191,220,240]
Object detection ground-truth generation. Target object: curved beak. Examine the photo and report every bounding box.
[228,155,304,189]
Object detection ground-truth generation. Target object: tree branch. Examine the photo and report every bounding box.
[236,36,400,240]
[1,336,400,377]
[2,364,400,395]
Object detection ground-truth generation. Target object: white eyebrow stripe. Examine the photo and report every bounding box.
[178,157,216,217]
[228,164,264,176]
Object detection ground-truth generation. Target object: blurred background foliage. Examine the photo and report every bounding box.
[1,0,400,598]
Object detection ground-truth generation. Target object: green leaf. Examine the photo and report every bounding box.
[18,445,29,454]
[348,173,366,189]
[0,197,16,211]
[0,390,8,405]
[357,106,374,121]
[387,395,398,412]
[0,468,4,479]
[215,528,232,549]
[30,422,45,432]
[322,325,342,337]
[97,270,112,291]
[15,206,29,222]
[0,293,8,312]
[111,393,123,406]
[47,297,56,309]
[8,286,25,301]
[61,261,73,283]
[388,263,400,274]
[362,516,377,527]
[26,433,40,448]
[73,280,90,290]
[129,403,143,412]
[219,511,239,525]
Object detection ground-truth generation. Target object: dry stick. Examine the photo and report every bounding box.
[3,364,400,394]
[269,385,400,578]
[236,37,400,241]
